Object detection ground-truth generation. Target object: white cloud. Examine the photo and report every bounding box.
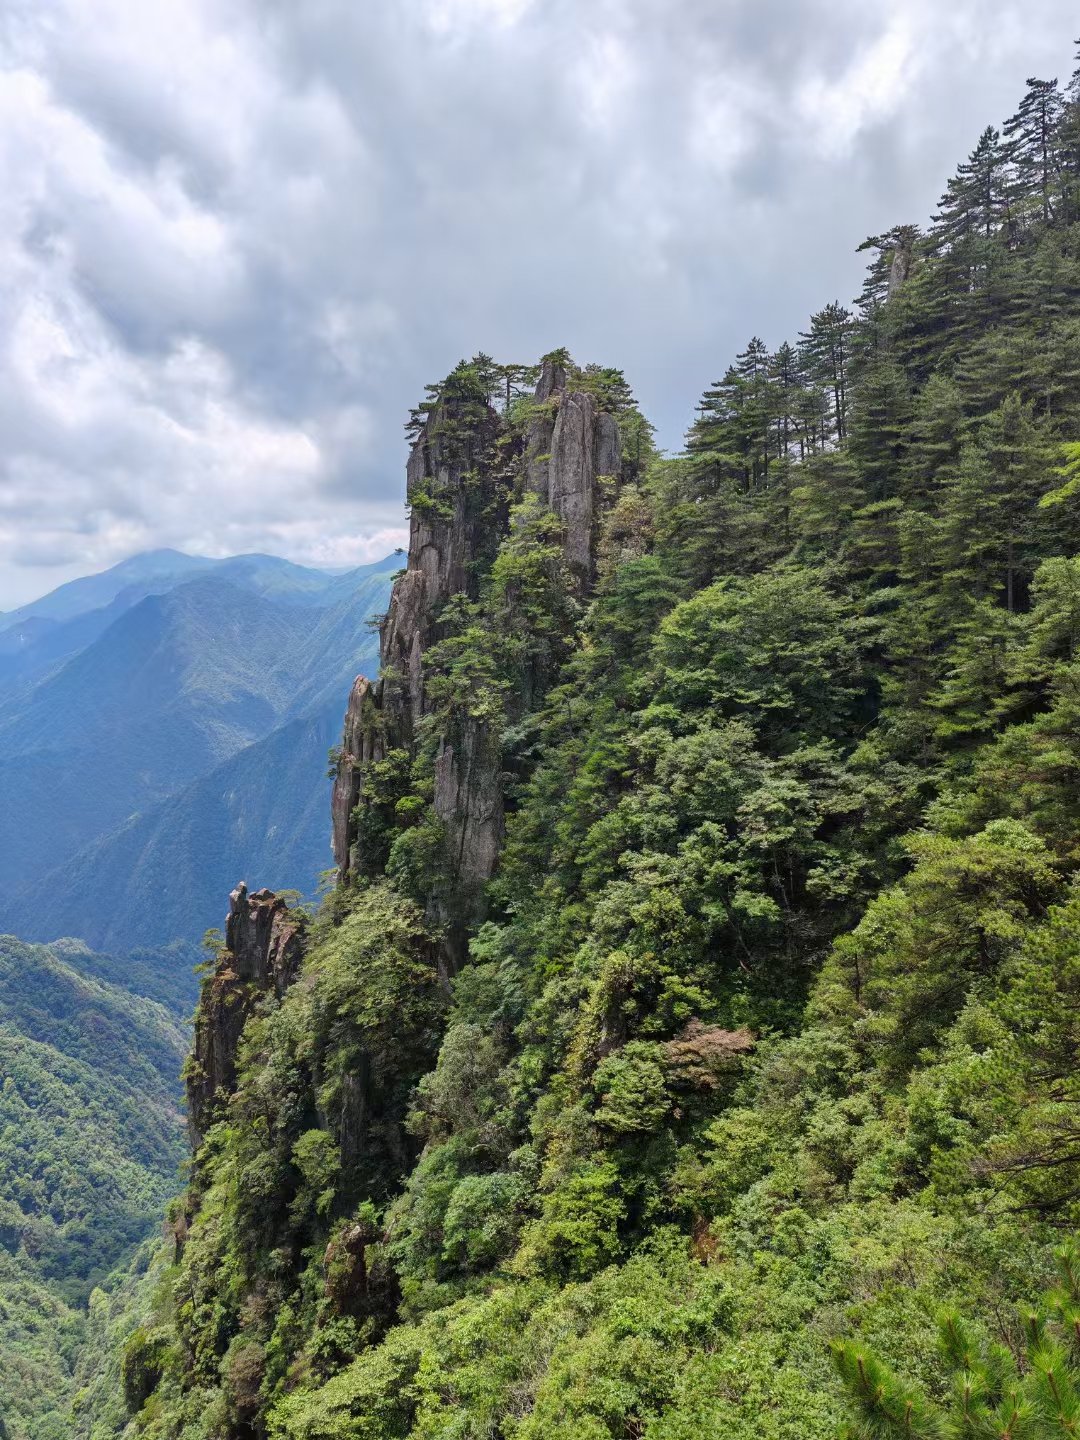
[423,0,537,36]
[0,0,1076,607]
[795,15,918,157]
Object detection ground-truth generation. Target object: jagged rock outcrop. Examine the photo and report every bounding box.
[331,675,383,878]
[523,358,623,587]
[524,354,567,496]
[186,883,304,1146]
[330,386,507,884]
[331,355,622,966]
[887,225,919,297]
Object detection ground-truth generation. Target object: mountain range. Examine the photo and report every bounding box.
[0,549,398,950]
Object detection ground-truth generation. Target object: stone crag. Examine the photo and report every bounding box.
[331,357,622,969]
[185,881,305,1146]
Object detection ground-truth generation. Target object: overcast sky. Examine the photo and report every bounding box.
[0,0,1076,607]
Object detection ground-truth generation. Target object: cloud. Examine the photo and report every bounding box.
[0,0,1075,605]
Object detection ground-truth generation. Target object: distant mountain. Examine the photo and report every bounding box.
[9,705,342,951]
[0,577,316,894]
[0,934,189,1438]
[0,548,395,633]
[0,549,212,630]
[0,549,400,695]
[0,550,397,948]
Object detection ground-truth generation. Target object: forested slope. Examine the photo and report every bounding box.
[0,937,189,1440]
[114,50,1080,1440]
[0,557,396,949]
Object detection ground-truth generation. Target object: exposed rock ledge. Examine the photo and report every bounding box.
[186,882,304,1147]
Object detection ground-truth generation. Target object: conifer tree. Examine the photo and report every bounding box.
[800,303,854,442]
[834,1241,1080,1440]
[934,126,1010,245]
[1005,77,1064,226]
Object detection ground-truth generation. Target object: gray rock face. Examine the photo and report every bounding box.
[525,356,568,499]
[433,718,503,888]
[549,391,599,585]
[331,356,622,968]
[225,882,305,992]
[378,566,427,739]
[332,388,506,902]
[535,355,568,403]
[594,411,621,480]
[332,679,385,869]
[524,362,621,588]
[331,413,477,884]
[186,883,305,1146]
[887,228,917,297]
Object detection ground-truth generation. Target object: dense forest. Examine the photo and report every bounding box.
[0,937,191,1438]
[97,47,1080,1440]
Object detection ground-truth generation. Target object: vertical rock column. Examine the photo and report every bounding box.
[186,883,305,1147]
[331,357,622,968]
[524,359,623,591]
[331,387,505,886]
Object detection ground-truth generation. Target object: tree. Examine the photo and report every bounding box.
[800,303,854,442]
[1004,77,1064,227]
[933,126,1010,246]
[834,1241,1080,1439]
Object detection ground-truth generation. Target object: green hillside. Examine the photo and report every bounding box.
[0,937,189,1440]
[89,46,1080,1440]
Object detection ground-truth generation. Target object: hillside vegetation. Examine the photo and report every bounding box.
[0,936,190,1440]
[107,51,1080,1440]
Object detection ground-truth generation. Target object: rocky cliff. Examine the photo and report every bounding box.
[182,351,624,1164]
[524,356,622,586]
[331,355,622,965]
[185,882,304,1146]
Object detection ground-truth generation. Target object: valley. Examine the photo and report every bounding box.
[0,552,397,949]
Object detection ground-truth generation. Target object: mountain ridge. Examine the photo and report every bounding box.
[0,551,396,946]
[112,52,1080,1440]
[0,547,402,633]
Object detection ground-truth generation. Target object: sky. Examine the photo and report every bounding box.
[0,0,1076,608]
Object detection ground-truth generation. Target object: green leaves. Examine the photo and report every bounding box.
[818,819,1060,1074]
[651,567,868,752]
[835,1245,1080,1440]
[831,1339,947,1439]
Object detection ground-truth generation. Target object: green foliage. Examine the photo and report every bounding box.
[834,1241,1080,1439]
[0,939,188,1438]
[122,1325,173,1415]
[116,44,1080,1440]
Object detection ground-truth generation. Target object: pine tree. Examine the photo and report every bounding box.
[768,340,804,460]
[1004,77,1064,227]
[800,303,854,442]
[847,352,912,501]
[933,127,1010,246]
[902,373,967,501]
[834,1242,1080,1440]
[1057,44,1080,222]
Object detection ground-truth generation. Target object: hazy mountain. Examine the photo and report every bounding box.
[0,548,392,633]
[8,705,342,951]
[0,550,401,695]
[0,549,212,630]
[0,550,396,946]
